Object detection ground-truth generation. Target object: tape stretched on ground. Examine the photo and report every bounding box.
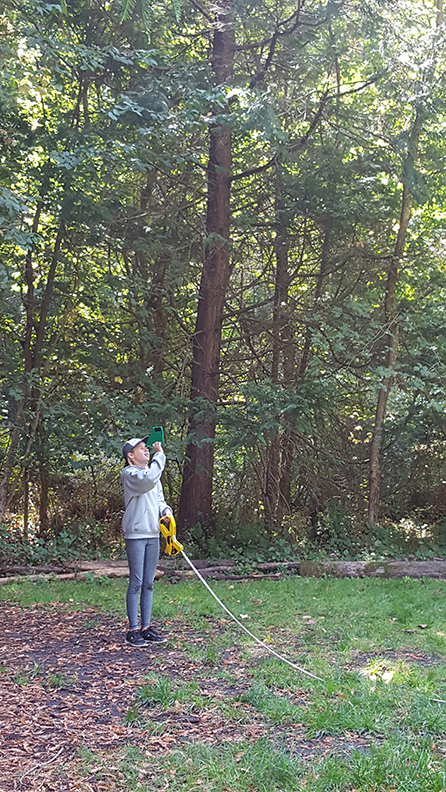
[180,549,323,682]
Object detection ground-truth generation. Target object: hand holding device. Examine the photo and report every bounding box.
[147,426,164,447]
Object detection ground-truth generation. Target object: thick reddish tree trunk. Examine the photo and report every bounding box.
[177,5,234,532]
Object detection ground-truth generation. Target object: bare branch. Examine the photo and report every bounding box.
[231,90,329,182]
[249,29,279,89]
[231,155,278,182]
[288,90,329,152]
[190,0,213,23]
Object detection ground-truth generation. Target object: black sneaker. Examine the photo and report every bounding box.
[140,626,167,644]
[126,630,148,647]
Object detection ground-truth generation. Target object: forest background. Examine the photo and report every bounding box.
[1,0,446,567]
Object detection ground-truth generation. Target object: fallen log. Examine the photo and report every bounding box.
[66,560,129,571]
[201,572,284,581]
[0,567,164,586]
[167,558,235,570]
[165,569,284,581]
[0,565,67,576]
[185,564,237,574]
[158,559,301,576]
[298,559,446,579]
[0,571,108,586]
[257,561,301,571]
[2,557,445,586]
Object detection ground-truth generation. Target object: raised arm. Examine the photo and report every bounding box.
[122,451,166,496]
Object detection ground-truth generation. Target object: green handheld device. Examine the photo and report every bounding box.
[147,426,164,447]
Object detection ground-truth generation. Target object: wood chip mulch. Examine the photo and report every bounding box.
[1,604,292,790]
[1,605,156,790]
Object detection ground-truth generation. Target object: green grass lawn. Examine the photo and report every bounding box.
[2,574,446,790]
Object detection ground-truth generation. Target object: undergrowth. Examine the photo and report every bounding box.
[2,499,446,569]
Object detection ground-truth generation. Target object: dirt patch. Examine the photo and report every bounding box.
[0,606,152,790]
[347,649,442,669]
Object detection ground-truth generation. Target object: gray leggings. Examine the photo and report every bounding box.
[125,536,160,630]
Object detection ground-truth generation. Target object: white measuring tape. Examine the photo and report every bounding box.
[180,549,323,682]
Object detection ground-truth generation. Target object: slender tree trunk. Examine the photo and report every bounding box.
[275,220,332,524]
[0,404,24,524]
[147,255,169,379]
[133,248,169,376]
[299,219,331,377]
[134,171,168,376]
[32,218,64,374]
[0,202,42,524]
[368,111,422,525]
[23,469,29,535]
[265,166,289,523]
[24,204,42,372]
[276,305,297,524]
[177,3,234,532]
[0,207,65,525]
[38,467,49,539]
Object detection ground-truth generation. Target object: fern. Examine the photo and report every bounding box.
[141,0,152,35]
[171,0,181,23]
[120,0,181,35]
[120,0,138,23]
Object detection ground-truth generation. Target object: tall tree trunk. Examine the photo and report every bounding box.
[368,111,422,525]
[135,171,168,377]
[146,255,169,380]
[23,469,29,536]
[275,219,331,525]
[177,3,234,532]
[0,202,41,524]
[0,208,65,524]
[38,467,50,539]
[264,165,290,524]
[276,297,297,524]
[299,219,331,377]
[0,402,25,524]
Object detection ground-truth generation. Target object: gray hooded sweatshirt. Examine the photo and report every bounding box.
[120,451,170,539]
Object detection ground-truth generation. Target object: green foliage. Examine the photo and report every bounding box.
[1,0,446,552]
[120,0,181,34]
[119,0,138,22]
[0,524,81,567]
[306,503,360,558]
[183,514,300,564]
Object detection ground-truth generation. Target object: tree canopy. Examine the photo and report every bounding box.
[1,0,446,556]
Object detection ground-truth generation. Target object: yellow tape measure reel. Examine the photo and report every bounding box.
[159,514,183,556]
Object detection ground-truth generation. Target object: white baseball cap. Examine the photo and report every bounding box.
[122,436,149,466]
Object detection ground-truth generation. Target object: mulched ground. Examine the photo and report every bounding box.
[0,603,438,791]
